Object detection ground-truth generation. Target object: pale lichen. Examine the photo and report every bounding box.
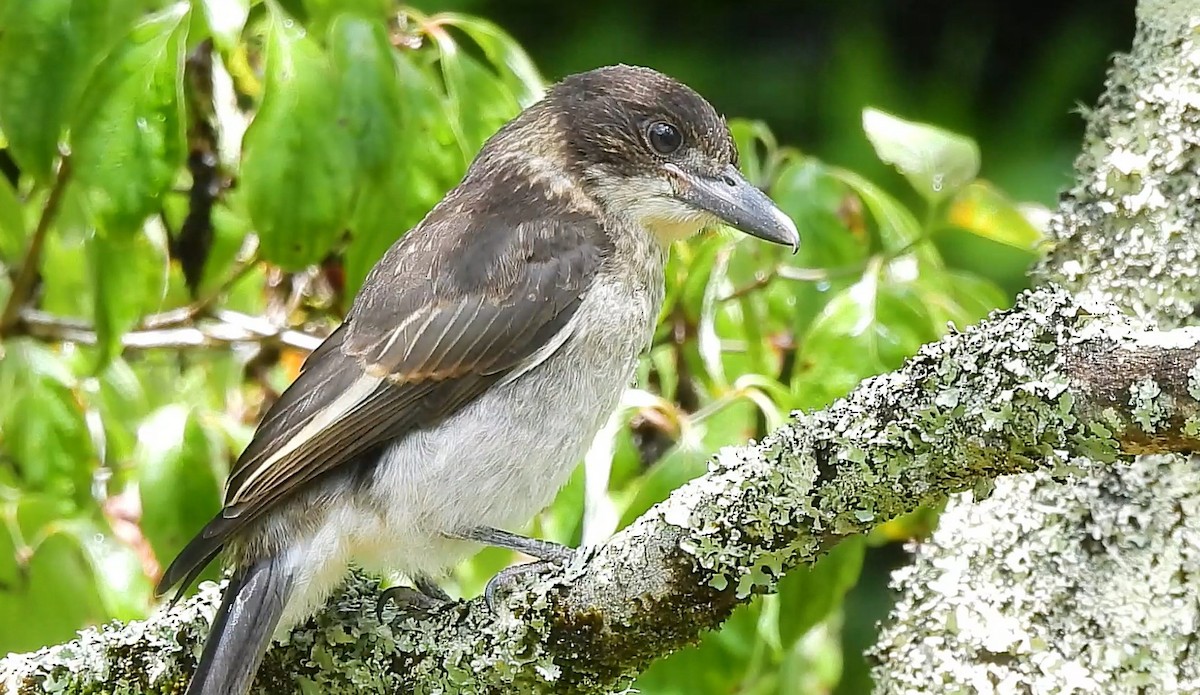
[1129,377,1166,432]
[1187,358,1200,401]
[877,2,1200,692]
[654,287,1183,616]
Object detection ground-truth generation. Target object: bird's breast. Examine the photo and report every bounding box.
[351,260,664,577]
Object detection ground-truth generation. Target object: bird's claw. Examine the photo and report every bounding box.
[375,581,453,622]
[483,552,578,613]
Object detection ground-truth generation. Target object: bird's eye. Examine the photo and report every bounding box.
[646,122,683,155]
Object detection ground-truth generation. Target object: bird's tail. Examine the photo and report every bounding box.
[186,556,295,695]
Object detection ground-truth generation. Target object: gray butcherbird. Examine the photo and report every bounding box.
[159,64,799,694]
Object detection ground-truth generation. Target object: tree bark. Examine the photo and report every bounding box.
[873,2,1200,692]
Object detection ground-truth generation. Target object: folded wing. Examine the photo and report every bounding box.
[156,213,608,598]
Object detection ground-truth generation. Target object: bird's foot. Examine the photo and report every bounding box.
[483,560,564,612]
[376,576,454,621]
[445,526,582,612]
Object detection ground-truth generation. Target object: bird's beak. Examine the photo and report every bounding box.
[668,163,800,251]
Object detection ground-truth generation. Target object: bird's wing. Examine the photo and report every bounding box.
[156,210,608,598]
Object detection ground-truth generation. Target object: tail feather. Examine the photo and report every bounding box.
[186,556,294,695]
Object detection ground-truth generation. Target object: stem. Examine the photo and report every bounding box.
[0,157,72,337]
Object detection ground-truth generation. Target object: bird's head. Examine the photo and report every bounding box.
[543,64,799,250]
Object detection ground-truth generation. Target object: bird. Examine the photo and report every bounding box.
[157,63,800,695]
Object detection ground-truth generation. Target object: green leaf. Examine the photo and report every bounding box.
[945,180,1044,251]
[328,13,403,176]
[829,166,926,255]
[37,190,94,318]
[73,4,190,239]
[201,205,257,300]
[617,402,756,527]
[777,613,845,694]
[769,158,870,338]
[794,271,940,408]
[432,34,523,162]
[862,107,980,204]
[89,228,170,370]
[95,357,149,465]
[772,159,865,267]
[0,174,26,260]
[915,269,1009,329]
[728,119,778,188]
[438,14,545,108]
[135,405,223,570]
[671,234,726,320]
[697,246,730,390]
[345,167,425,299]
[240,4,356,270]
[0,1,135,181]
[0,497,109,653]
[344,53,461,297]
[304,0,388,30]
[55,516,152,620]
[634,596,766,695]
[775,538,865,646]
[0,341,92,499]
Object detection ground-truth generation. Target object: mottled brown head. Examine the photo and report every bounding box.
[538,64,799,249]
[550,65,736,179]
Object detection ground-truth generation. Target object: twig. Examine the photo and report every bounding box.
[18,308,324,353]
[0,157,72,337]
[138,241,260,330]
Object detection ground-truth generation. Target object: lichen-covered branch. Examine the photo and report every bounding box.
[5,287,1200,694]
[873,1,1200,692]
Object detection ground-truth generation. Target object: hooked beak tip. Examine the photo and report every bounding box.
[773,206,801,254]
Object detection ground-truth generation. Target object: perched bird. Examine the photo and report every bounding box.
[159,63,799,695]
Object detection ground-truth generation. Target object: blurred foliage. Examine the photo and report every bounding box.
[0,0,1051,692]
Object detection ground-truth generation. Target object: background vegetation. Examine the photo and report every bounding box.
[0,1,1132,692]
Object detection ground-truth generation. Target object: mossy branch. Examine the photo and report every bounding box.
[3,286,1198,694]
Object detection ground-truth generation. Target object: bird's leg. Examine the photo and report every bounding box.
[446,526,579,611]
[445,526,575,564]
[375,575,454,621]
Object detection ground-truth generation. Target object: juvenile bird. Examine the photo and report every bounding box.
[159,63,799,695]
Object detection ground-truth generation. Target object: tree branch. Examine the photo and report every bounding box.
[873,1,1200,691]
[4,286,1199,693]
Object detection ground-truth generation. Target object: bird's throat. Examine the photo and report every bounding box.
[644,217,707,248]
